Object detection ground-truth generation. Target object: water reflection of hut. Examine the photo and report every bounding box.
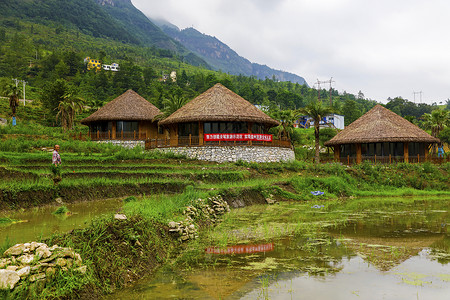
[334,234,444,271]
[325,105,440,164]
[81,90,161,142]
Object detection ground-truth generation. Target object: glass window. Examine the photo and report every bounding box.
[204,122,211,134]
[178,122,199,136]
[117,121,138,132]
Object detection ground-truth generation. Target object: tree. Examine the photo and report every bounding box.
[270,109,299,142]
[422,109,450,153]
[159,93,188,119]
[342,99,362,126]
[422,109,450,138]
[297,100,334,163]
[56,88,84,131]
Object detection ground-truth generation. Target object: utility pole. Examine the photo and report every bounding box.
[413,91,423,103]
[316,77,335,105]
[22,80,27,106]
[12,78,27,106]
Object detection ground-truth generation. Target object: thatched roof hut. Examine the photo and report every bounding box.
[159,83,279,126]
[325,105,439,163]
[81,90,161,124]
[81,90,161,141]
[325,105,439,146]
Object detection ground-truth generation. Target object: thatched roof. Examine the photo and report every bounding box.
[81,90,161,124]
[325,105,440,146]
[159,83,279,126]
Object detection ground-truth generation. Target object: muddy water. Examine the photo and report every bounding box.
[111,197,450,300]
[0,198,123,245]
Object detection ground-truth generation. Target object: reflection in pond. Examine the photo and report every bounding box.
[205,243,274,255]
[110,197,450,299]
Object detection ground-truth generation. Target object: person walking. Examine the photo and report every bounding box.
[52,144,61,165]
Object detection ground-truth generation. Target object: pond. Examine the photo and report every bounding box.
[111,196,450,299]
[0,198,123,245]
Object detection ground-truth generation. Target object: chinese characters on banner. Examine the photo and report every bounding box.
[204,133,272,142]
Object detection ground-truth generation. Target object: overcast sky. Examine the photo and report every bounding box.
[131,0,450,105]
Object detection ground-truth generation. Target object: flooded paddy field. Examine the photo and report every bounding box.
[0,197,123,245]
[112,196,450,299]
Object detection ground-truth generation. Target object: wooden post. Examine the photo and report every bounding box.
[347,155,350,166]
[121,130,123,140]
[375,154,377,163]
[389,154,391,164]
[356,143,362,164]
[112,122,116,139]
[198,121,204,146]
[108,130,111,139]
[417,154,420,163]
[133,130,136,140]
[189,134,192,146]
[404,142,409,163]
[97,130,99,140]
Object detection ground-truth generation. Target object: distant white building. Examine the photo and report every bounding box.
[295,114,344,130]
[102,62,120,71]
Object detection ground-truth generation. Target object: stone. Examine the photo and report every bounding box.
[114,214,127,220]
[0,258,11,269]
[73,253,82,264]
[58,248,75,258]
[0,269,20,290]
[16,254,35,265]
[4,244,26,256]
[75,265,87,274]
[266,198,277,204]
[6,266,18,271]
[36,245,52,259]
[45,267,56,277]
[168,221,177,228]
[17,266,30,278]
[55,258,67,267]
[29,273,46,282]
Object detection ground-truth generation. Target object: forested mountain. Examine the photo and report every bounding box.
[0,0,209,67]
[154,21,308,85]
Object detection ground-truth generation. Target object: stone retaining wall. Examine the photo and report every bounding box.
[156,145,295,163]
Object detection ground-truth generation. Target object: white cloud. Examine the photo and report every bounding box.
[132,0,450,104]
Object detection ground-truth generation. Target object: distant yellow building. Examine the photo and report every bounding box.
[84,57,102,71]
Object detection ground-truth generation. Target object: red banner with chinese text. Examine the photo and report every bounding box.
[204,133,272,142]
[205,243,274,255]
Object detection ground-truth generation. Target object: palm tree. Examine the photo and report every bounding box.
[270,110,300,142]
[422,109,450,153]
[56,89,84,131]
[160,94,188,118]
[297,100,334,163]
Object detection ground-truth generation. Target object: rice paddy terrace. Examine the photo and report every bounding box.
[0,151,449,299]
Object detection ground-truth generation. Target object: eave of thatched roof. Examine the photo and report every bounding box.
[324,105,440,146]
[158,83,279,126]
[80,90,161,124]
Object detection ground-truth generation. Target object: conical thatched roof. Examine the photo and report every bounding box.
[325,105,439,146]
[158,83,279,126]
[81,90,161,124]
